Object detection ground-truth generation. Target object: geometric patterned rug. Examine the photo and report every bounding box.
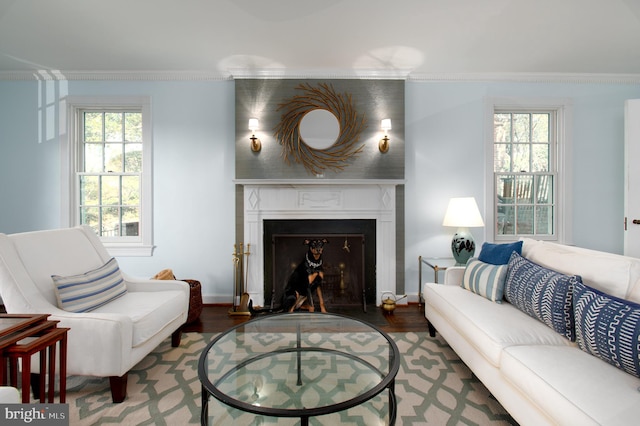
[67,332,517,425]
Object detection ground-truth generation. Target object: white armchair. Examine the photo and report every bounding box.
[0,226,189,402]
[0,386,20,403]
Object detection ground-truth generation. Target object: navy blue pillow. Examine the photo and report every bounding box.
[478,241,523,265]
[504,252,579,341]
[574,281,640,378]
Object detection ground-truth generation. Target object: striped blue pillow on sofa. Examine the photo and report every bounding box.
[52,258,127,313]
[462,258,508,303]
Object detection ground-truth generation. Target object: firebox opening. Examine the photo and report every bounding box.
[264,219,376,311]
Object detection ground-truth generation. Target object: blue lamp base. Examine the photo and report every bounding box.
[451,227,476,266]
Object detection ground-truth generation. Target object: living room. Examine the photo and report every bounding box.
[1,1,640,424]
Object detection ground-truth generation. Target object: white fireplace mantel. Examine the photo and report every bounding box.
[238,180,402,307]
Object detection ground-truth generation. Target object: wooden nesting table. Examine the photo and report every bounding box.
[0,314,69,403]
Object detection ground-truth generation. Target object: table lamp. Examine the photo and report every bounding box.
[442,197,485,265]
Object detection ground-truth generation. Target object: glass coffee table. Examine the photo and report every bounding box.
[198,312,400,425]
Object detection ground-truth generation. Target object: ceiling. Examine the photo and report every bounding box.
[1,0,640,80]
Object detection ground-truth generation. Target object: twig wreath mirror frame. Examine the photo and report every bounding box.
[274,82,367,176]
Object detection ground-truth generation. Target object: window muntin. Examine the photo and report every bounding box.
[493,111,556,239]
[64,96,152,256]
[78,110,143,239]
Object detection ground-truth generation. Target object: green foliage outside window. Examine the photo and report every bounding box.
[494,112,554,237]
[80,111,142,236]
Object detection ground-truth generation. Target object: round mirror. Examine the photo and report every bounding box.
[299,109,340,150]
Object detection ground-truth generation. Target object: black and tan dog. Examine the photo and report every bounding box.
[249,238,328,315]
[282,238,328,313]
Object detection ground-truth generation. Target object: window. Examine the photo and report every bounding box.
[486,99,572,243]
[63,97,153,256]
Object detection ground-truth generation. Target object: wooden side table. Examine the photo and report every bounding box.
[0,314,52,385]
[0,314,69,403]
[7,326,69,403]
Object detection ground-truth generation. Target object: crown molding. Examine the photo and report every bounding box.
[0,70,233,81]
[234,179,406,186]
[1,69,639,84]
[407,72,640,84]
[228,68,411,80]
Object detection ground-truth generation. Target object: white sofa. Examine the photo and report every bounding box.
[424,239,640,426]
[0,226,190,402]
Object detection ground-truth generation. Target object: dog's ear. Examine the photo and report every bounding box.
[322,238,329,244]
[303,239,311,246]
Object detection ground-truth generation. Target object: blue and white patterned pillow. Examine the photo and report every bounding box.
[462,258,508,303]
[574,281,640,378]
[52,258,127,313]
[504,252,579,341]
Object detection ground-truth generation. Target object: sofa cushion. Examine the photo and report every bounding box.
[573,281,640,378]
[52,258,127,313]
[424,283,573,368]
[504,252,578,341]
[522,238,640,300]
[501,344,640,426]
[461,258,507,303]
[92,290,186,347]
[478,241,523,265]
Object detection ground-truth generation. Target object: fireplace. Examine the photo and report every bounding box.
[239,182,400,308]
[264,219,376,311]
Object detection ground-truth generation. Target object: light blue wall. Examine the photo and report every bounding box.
[0,79,236,301]
[0,81,61,229]
[404,80,640,296]
[1,78,639,301]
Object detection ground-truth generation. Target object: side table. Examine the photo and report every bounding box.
[0,314,69,403]
[7,326,69,403]
[418,256,457,307]
[0,314,52,385]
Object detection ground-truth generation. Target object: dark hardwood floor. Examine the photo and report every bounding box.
[183,303,429,333]
[1,303,428,334]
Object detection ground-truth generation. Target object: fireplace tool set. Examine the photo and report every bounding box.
[229,243,252,316]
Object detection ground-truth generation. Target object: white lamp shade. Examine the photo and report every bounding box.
[442,197,485,227]
[381,118,392,131]
[248,118,259,131]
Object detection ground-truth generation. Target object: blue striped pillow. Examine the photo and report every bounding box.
[574,281,640,378]
[462,258,508,303]
[52,258,127,313]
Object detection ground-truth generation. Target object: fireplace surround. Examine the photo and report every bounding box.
[238,181,401,307]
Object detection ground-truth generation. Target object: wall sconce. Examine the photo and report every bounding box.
[248,118,261,152]
[379,118,391,153]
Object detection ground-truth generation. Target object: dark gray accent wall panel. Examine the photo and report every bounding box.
[235,79,404,180]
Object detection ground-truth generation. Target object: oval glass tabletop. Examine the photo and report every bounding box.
[198,312,400,422]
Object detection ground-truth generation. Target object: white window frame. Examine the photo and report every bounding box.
[61,96,153,256]
[484,97,573,244]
